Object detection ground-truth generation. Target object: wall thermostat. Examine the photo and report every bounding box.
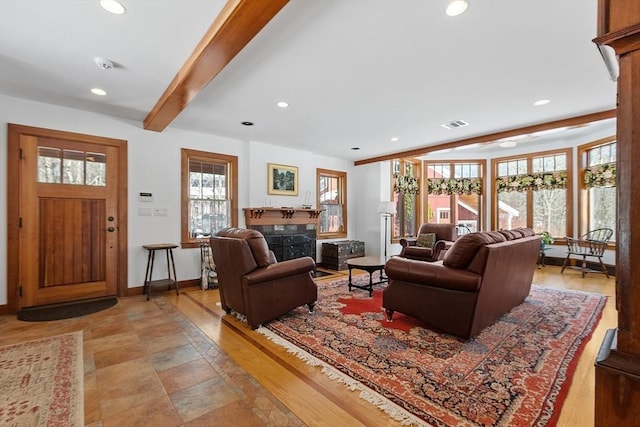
[138,192,153,202]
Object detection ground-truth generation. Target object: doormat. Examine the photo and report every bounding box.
[0,331,83,426]
[18,296,118,321]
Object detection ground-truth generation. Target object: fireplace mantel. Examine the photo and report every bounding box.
[243,207,321,226]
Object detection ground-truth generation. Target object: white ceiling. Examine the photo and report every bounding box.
[0,0,617,162]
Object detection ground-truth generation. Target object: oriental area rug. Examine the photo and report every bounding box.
[0,331,84,427]
[259,277,606,427]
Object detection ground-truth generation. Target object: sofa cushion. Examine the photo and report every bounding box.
[517,227,536,237]
[498,230,518,240]
[443,232,506,269]
[416,232,437,248]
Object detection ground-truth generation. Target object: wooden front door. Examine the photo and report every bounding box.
[7,125,128,309]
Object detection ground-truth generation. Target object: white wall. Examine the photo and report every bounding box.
[0,95,358,305]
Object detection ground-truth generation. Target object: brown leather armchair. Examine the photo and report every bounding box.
[399,223,458,262]
[210,228,318,329]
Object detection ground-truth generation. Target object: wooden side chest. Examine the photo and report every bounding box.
[322,240,365,270]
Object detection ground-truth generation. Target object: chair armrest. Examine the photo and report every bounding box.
[431,240,454,261]
[244,256,315,285]
[399,237,417,248]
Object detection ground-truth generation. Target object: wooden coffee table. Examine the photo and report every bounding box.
[347,256,388,296]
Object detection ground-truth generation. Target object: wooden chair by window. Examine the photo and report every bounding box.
[561,228,614,278]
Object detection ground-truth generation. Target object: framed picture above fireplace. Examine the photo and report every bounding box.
[268,163,298,196]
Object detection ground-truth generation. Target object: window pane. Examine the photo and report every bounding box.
[533,189,566,236]
[38,147,61,183]
[532,158,543,173]
[497,192,527,229]
[455,194,480,232]
[543,156,555,172]
[589,187,616,239]
[403,193,417,236]
[190,171,202,198]
[320,204,343,233]
[62,149,84,184]
[517,160,527,174]
[427,194,450,224]
[497,162,507,177]
[86,152,106,186]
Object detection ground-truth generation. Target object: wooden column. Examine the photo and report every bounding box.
[593,2,640,425]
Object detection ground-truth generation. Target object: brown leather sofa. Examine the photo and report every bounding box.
[399,223,458,262]
[384,228,540,339]
[210,228,318,329]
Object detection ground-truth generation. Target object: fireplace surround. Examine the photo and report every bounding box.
[243,208,321,262]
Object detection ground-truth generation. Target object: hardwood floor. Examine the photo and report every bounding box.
[0,266,615,426]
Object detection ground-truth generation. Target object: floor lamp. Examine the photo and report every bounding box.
[378,201,396,258]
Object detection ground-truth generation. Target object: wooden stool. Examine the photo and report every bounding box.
[143,243,179,300]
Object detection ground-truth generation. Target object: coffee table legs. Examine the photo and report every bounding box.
[348,265,386,297]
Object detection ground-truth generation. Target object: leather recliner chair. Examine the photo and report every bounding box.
[210,228,318,329]
[399,223,458,262]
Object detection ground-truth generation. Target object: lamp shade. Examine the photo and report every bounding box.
[378,201,396,215]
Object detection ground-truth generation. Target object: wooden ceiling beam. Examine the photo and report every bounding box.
[143,0,289,132]
[354,109,617,166]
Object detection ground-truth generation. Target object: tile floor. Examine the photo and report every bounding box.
[0,293,304,426]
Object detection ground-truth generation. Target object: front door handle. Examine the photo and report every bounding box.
[107,226,115,232]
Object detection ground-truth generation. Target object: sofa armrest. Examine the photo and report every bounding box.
[244,256,315,285]
[385,256,480,292]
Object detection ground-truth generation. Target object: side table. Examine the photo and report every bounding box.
[143,243,179,300]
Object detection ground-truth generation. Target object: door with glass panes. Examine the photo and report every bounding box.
[18,133,119,307]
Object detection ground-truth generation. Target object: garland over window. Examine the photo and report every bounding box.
[394,174,419,195]
[585,162,616,188]
[427,178,482,195]
[496,171,567,193]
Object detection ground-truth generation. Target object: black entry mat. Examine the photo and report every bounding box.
[17,296,118,321]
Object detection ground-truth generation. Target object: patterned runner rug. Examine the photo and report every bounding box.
[0,331,84,426]
[259,276,605,426]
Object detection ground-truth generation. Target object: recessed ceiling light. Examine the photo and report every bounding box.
[276,101,289,108]
[91,88,107,96]
[533,99,550,106]
[498,140,518,148]
[241,121,254,126]
[446,0,469,17]
[100,0,126,15]
[390,137,399,142]
[93,57,114,70]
